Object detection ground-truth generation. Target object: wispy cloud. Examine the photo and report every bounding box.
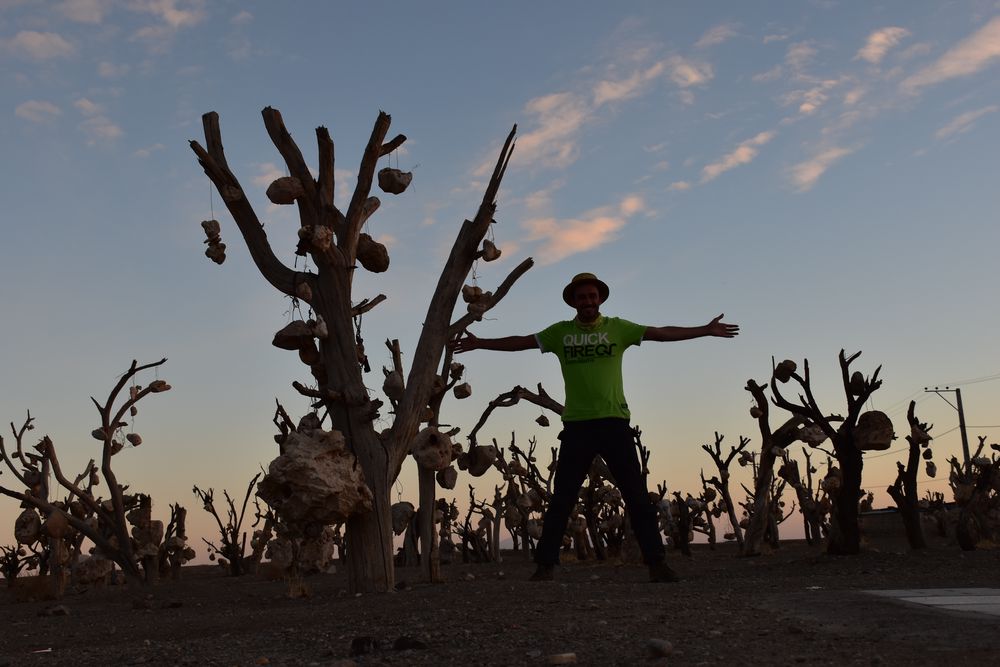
[665,55,713,87]
[788,146,856,191]
[128,0,207,52]
[902,16,1000,92]
[522,195,646,264]
[134,143,165,158]
[856,27,910,64]
[231,9,253,25]
[935,105,999,140]
[129,0,205,28]
[98,61,130,78]
[752,40,816,83]
[593,62,665,106]
[701,131,776,183]
[664,55,713,104]
[519,179,566,214]
[225,9,254,60]
[510,92,590,170]
[696,23,739,49]
[57,0,113,24]
[668,180,692,191]
[80,116,123,145]
[785,41,817,71]
[15,100,61,123]
[5,31,75,60]
[781,78,842,115]
[74,97,103,116]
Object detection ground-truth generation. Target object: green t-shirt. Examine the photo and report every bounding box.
[535,316,647,422]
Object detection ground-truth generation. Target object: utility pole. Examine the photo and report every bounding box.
[924,386,971,467]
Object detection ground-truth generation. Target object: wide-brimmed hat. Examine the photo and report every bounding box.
[562,272,610,306]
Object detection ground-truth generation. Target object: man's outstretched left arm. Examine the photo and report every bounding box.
[643,313,739,342]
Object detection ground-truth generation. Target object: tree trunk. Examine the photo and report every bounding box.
[418,468,441,581]
[829,444,863,555]
[720,485,743,550]
[886,432,927,550]
[344,474,393,593]
[742,449,777,556]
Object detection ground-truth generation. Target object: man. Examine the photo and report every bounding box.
[451,272,739,582]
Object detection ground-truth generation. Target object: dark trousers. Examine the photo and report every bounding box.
[534,417,665,566]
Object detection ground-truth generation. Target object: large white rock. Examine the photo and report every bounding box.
[257,428,373,527]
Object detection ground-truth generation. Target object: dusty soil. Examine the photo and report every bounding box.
[2,539,999,667]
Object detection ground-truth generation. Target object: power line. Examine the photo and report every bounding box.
[937,371,1000,387]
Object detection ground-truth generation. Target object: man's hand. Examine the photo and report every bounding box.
[448,331,480,354]
[448,332,538,353]
[707,313,739,338]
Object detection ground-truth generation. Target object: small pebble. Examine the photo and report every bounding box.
[647,639,673,657]
[39,605,70,617]
[546,653,577,665]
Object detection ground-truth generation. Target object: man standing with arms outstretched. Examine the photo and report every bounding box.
[451,272,739,582]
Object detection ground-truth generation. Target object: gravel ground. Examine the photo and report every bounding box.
[2,538,999,666]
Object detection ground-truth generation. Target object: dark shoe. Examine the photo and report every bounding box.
[530,564,555,581]
[648,562,680,583]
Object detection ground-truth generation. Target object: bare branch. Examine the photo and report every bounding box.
[352,294,387,317]
[448,257,535,336]
[190,115,300,294]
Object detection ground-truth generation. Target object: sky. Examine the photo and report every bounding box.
[1,1,999,555]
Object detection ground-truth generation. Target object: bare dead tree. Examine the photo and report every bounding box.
[769,351,887,555]
[0,359,170,593]
[193,472,263,575]
[701,432,751,550]
[491,435,554,560]
[159,503,195,580]
[1,544,39,587]
[886,401,934,549]
[949,438,999,550]
[742,377,806,556]
[776,449,827,546]
[190,108,528,593]
[670,491,693,557]
[467,384,563,447]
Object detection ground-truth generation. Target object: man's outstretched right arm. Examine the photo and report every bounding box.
[449,332,539,354]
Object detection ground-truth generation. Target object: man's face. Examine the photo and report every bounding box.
[572,283,602,322]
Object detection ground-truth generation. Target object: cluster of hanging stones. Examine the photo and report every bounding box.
[215,155,505,539]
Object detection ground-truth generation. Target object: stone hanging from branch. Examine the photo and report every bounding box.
[773,359,797,383]
[391,501,415,535]
[356,233,390,273]
[436,465,458,490]
[461,284,483,303]
[201,219,226,265]
[377,167,412,195]
[855,411,894,451]
[382,370,404,402]
[411,427,453,471]
[848,371,866,396]
[481,239,501,262]
[265,176,305,205]
[459,444,497,477]
[272,320,314,350]
[467,292,492,317]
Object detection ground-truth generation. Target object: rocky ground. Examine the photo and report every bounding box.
[2,537,999,666]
